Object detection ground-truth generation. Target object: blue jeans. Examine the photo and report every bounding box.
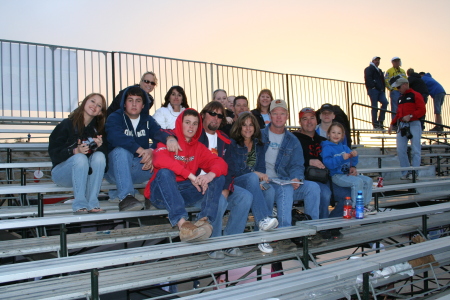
[316,181,331,219]
[105,147,152,200]
[433,92,445,114]
[211,185,252,238]
[332,174,373,206]
[234,172,274,226]
[52,152,106,211]
[265,180,320,226]
[397,121,422,175]
[390,90,401,118]
[329,184,352,218]
[150,169,225,226]
[368,89,388,126]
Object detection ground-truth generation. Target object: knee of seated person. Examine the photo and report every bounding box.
[157,168,176,178]
[90,151,106,165]
[213,175,225,186]
[109,147,131,157]
[72,153,89,165]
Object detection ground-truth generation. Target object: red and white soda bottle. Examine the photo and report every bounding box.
[343,197,353,219]
[377,177,384,187]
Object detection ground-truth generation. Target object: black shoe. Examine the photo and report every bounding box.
[330,228,343,240]
[430,126,443,132]
[320,230,332,240]
[119,195,144,211]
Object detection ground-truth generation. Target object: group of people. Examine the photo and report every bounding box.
[364,57,445,180]
[49,71,380,258]
[365,56,445,131]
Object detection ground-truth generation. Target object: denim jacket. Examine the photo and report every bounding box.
[262,124,305,180]
[229,138,265,178]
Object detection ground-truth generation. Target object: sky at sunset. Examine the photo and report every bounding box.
[1,0,449,89]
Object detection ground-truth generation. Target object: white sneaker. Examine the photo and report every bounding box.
[258,243,273,253]
[364,205,377,216]
[108,197,120,203]
[134,191,145,202]
[258,217,279,231]
[400,173,411,180]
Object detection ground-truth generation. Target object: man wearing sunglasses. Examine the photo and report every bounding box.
[106,71,158,117]
[198,101,253,259]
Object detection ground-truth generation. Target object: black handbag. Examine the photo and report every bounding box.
[305,166,329,184]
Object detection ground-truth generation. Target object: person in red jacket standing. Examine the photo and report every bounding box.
[388,77,426,180]
[145,108,228,242]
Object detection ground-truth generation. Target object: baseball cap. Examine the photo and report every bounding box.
[391,77,408,88]
[372,56,380,61]
[319,103,334,114]
[270,99,288,112]
[391,56,401,61]
[299,107,316,119]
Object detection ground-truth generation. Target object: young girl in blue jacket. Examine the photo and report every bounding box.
[321,122,375,214]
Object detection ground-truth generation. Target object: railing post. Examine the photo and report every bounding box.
[285,73,291,126]
[91,268,99,300]
[302,236,309,269]
[111,51,116,99]
[59,223,68,257]
[362,272,370,300]
[37,193,44,237]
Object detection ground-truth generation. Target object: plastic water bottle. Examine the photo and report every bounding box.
[343,197,353,219]
[355,190,364,219]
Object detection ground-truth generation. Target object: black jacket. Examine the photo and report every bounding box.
[364,64,385,91]
[106,84,154,117]
[48,118,107,168]
[408,72,429,96]
[251,109,266,129]
[292,131,326,167]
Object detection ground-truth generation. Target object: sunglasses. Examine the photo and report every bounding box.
[143,80,156,85]
[207,111,224,119]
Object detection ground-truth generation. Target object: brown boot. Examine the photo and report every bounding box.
[179,221,207,242]
[193,217,213,241]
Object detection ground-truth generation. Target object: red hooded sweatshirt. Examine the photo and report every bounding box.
[144,108,228,199]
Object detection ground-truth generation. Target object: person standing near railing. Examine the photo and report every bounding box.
[388,77,426,180]
[364,56,388,129]
[106,71,157,117]
[385,57,407,125]
[419,72,446,131]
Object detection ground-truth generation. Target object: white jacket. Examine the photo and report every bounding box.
[153,104,185,129]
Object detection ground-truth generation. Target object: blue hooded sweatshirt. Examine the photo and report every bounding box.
[321,140,358,176]
[421,73,445,98]
[106,86,166,156]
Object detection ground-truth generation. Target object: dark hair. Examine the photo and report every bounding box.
[256,89,274,112]
[407,68,414,76]
[163,86,189,108]
[200,101,227,128]
[183,108,199,120]
[126,86,145,99]
[69,93,106,134]
[419,72,426,76]
[233,95,248,107]
[327,122,346,142]
[230,112,262,146]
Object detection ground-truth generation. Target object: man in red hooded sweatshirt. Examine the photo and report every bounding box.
[388,77,426,180]
[145,109,228,242]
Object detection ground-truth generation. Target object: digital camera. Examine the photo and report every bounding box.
[400,126,413,139]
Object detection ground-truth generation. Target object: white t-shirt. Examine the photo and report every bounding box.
[200,132,218,175]
[130,116,140,133]
[265,130,284,178]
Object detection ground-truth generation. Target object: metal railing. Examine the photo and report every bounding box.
[1,39,449,131]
